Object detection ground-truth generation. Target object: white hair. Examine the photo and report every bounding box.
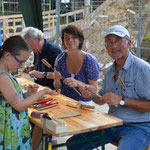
[21,27,44,40]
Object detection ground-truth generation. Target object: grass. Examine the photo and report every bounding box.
[60,17,73,24]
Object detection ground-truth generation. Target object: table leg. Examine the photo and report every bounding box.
[52,130,105,150]
[42,131,52,150]
[101,130,105,150]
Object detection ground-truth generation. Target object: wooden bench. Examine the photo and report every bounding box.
[112,142,150,150]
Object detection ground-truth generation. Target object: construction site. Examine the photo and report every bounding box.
[0,0,150,75]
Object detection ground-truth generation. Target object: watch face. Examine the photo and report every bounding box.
[120,100,125,106]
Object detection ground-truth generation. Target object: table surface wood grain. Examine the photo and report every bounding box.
[17,77,123,137]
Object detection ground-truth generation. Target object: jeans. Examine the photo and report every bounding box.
[66,122,150,150]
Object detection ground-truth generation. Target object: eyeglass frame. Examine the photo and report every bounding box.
[105,37,129,46]
[64,35,78,41]
[11,54,25,65]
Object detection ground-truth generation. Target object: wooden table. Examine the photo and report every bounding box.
[17,77,123,149]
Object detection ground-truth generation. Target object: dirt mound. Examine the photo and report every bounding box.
[70,0,150,65]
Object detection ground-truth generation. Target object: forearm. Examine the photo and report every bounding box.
[15,89,47,112]
[124,98,150,112]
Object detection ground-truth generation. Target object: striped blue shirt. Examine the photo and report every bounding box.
[100,52,150,123]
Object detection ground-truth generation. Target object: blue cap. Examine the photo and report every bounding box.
[105,25,130,39]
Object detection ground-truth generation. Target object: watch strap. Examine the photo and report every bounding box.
[44,72,47,78]
[120,97,125,106]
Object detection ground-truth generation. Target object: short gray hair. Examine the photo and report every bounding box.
[21,27,44,40]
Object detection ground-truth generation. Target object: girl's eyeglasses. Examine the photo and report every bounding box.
[12,54,25,66]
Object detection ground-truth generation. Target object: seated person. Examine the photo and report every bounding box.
[66,25,150,150]
[53,24,100,105]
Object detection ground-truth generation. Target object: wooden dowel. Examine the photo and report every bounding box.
[41,59,54,70]
[118,76,126,88]
[72,87,81,96]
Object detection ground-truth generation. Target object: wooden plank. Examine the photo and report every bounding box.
[42,10,56,15]
[43,20,55,24]
[0,14,23,19]
[53,112,81,119]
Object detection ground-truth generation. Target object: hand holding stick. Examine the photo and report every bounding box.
[42,59,81,96]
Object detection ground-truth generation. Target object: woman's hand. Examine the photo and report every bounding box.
[79,85,92,98]
[63,77,78,87]
[53,71,62,80]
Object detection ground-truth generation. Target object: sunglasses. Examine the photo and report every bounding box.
[12,54,25,66]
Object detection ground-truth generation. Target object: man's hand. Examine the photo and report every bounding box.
[29,70,43,78]
[101,92,122,106]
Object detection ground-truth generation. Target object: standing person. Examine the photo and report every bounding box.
[66,25,150,150]
[0,35,59,150]
[21,27,62,150]
[21,27,62,89]
[54,24,100,105]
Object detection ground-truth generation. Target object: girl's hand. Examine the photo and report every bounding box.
[22,65,32,73]
[28,84,39,96]
[45,88,61,95]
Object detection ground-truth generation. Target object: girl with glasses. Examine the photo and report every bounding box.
[0,35,60,150]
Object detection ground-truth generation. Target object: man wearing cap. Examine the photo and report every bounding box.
[66,25,150,150]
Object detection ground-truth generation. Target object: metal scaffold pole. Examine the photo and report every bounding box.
[137,0,142,58]
[84,0,90,15]
[56,0,60,46]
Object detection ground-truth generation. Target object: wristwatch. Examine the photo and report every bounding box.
[120,97,125,106]
[43,72,47,78]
